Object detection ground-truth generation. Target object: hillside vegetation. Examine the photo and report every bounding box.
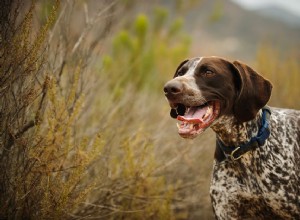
[0,1,299,219]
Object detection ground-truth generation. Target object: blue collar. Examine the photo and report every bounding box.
[216,106,271,161]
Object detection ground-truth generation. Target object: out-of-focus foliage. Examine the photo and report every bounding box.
[175,0,202,13]
[77,7,195,219]
[256,45,300,109]
[102,7,190,97]
[209,0,223,22]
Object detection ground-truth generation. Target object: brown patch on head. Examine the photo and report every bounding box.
[192,57,240,116]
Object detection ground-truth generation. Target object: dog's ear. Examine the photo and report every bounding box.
[173,59,189,78]
[232,60,272,122]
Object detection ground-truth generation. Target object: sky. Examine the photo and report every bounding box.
[230,0,300,17]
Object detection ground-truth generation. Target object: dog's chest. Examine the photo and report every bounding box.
[210,108,300,218]
[211,158,299,218]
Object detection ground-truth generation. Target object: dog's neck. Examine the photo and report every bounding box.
[211,111,262,147]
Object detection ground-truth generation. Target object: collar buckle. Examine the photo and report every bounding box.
[230,147,242,161]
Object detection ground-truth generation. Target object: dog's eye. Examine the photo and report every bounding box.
[203,69,215,77]
[177,70,184,76]
[176,67,188,76]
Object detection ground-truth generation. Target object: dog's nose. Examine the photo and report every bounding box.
[163,81,183,96]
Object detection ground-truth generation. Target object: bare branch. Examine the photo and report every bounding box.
[71,1,117,55]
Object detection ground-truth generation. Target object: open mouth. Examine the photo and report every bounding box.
[173,101,220,138]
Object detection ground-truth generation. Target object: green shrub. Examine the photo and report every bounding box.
[102,7,191,96]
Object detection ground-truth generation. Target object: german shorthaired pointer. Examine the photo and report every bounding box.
[163,57,300,219]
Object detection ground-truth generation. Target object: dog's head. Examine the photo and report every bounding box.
[163,56,272,139]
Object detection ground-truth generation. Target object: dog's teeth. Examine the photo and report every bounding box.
[203,114,209,120]
[203,107,212,120]
[207,106,212,113]
[177,121,196,130]
[203,113,209,120]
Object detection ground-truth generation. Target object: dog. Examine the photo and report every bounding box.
[163,56,300,219]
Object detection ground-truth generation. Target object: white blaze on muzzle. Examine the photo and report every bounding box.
[185,57,202,76]
[174,57,203,100]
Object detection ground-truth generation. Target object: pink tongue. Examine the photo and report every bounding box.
[177,106,208,123]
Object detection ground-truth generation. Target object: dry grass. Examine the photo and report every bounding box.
[0,1,114,219]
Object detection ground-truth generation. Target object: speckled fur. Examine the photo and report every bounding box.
[210,107,300,219]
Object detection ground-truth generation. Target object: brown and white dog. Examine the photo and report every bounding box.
[164,57,300,219]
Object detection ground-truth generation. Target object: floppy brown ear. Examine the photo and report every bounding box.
[173,59,189,78]
[233,60,272,122]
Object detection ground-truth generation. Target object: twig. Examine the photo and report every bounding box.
[5,120,35,151]
[48,0,67,44]
[71,1,117,55]
[152,147,191,174]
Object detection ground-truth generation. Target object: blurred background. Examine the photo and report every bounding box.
[0,0,299,219]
